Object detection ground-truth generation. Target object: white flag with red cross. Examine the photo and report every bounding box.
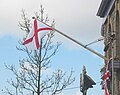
[103,58,112,95]
[23,19,53,50]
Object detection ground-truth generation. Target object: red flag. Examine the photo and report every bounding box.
[23,19,53,50]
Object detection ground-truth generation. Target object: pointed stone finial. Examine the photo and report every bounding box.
[82,66,87,74]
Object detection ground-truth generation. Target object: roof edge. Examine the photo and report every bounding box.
[97,0,115,18]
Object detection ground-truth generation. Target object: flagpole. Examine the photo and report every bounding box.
[38,19,108,61]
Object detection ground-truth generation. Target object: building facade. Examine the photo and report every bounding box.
[97,0,120,95]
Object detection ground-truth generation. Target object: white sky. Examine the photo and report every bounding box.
[0,0,102,42]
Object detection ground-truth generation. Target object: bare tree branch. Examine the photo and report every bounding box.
[4,5,75,95]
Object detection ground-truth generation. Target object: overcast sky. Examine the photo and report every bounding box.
[0,0,102,41]
[0,0,104,95]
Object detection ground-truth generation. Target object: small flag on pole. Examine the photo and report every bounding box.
[23,19,53,50]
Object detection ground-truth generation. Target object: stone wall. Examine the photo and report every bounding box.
[102,0,120,95]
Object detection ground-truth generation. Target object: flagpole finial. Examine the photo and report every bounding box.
[83,66,87,74]
[32,16,39,20]
[32,17,36,19]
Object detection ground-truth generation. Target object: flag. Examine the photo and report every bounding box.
[104,70,110,95]
[23,19,53,50]
[104,81,109,95]
[103,58,112,95]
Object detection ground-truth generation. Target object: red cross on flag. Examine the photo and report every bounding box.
[23,19,53,50]
[104,70,110,80]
